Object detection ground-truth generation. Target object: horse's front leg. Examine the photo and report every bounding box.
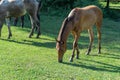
[29,16,35,38]
[76,46,80,59]
[70,33,80,62]
[86,29,94,55]
[36,20,41,38]
[69,45,75,62]
[6,18,12,39]
[0,19,4,38]
[0,24,3,38]
[29,23,35,38]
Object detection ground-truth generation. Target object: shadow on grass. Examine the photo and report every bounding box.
[0,38,56,48]
[0,37,89,50]
[62,58,120,73]
[90,53,120,60]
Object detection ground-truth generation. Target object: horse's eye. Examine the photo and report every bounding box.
[60,41,64,44]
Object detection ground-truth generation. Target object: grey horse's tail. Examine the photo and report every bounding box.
[37,0,42,20]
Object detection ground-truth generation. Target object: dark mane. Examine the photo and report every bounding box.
[58,16,74,41]
[60,18,68,40]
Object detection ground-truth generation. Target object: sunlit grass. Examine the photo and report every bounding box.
[100,1,120,9]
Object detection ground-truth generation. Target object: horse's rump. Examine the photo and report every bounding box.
[68,5,102,30]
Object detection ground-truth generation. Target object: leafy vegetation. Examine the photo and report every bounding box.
[0,14,120,79]
[41,0,120,19]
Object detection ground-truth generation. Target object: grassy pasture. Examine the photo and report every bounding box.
[0,15,120,80]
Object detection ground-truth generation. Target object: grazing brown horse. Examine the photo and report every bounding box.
[56,5,103,62]
[0,0,41,39]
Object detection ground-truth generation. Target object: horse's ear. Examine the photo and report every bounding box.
[55,38,59,42]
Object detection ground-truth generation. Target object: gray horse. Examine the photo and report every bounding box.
[0,0,41,39]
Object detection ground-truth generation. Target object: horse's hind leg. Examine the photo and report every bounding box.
[29,16,35,38]
[96,23,101,54]
[0,23,3,38]
[14,17,18,26]
[36,18,41,38]
[6,18,12,39]
[86,28,94,55]
[21,16,24,28]
[70,32,80,62]
[29,15,41,38]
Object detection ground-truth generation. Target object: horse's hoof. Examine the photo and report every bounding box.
[98,51,101,54]
[69,58,73,62]
[86,52,90,55]
[58,60,63,63]
[7,37,10,39]
[29,35,32,38]
[76,56,79,59]
[36,36,39,38]
[10,34,12,37]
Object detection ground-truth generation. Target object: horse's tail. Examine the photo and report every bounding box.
[37,0,42,20]
[38,0,42,10]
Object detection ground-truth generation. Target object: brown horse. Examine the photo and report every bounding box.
[0,0,40,39]
[56,5,103,62]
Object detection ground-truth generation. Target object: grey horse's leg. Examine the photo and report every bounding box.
[0,19,5,38]
[20,16,24,28]
[36,18,41,38]
[28,14,40,38]
[28,16,36,38]
[0,23,3,38]
[27,1,41,38]
[6,18,12,39]
[14,17,18,26]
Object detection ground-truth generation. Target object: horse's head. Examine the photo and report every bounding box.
[56,39,66,63]
[56,17,73,63]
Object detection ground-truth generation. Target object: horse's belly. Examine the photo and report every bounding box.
[10,9,26,17]
[81,18,96,30]
[7,8,26,17]
[80,22,95,30]
[7,2,26,17]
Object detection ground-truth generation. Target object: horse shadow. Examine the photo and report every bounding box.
[0,38,56,49]
[62,58,120,73]
[90,53,120,60]
[0,36,89,49]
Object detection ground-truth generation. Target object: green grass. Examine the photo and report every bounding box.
[0,15,120,80]
[100,2,120,9]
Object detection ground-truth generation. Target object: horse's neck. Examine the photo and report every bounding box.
[58,22,72,43]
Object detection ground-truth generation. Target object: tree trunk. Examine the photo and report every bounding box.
[106,0,110,9]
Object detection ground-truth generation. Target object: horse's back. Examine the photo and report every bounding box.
[82,5,102,19]
[81,5,103,26]
[0,0,38,17]
[83,5,103,28]
[68,5,102,30]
